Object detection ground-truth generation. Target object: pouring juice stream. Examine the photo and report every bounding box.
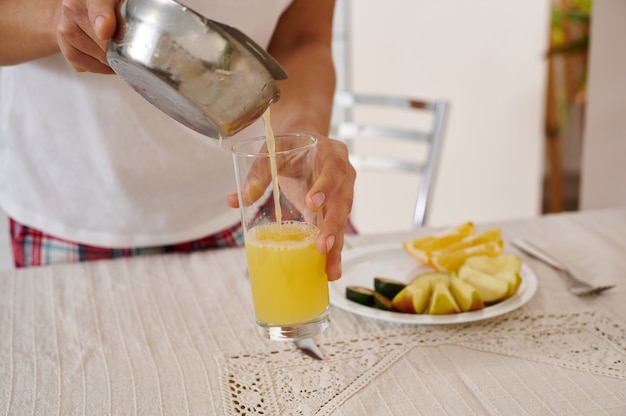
[262,108,282,228]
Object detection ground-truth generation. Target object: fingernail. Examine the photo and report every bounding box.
[326,235,335,253]
[94,15,104,35]
[312,192,326,208]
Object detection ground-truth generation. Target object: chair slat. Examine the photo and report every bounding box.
[337,122,431,143]
[333,90,449,228]
[349,155,426,173]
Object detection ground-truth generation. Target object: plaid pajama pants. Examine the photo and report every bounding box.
[9,195,357,268]
[9,218,245,268]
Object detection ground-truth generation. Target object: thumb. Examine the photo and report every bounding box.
[88,0,119,41]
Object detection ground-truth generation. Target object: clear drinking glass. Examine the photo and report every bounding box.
[231,133,330,341]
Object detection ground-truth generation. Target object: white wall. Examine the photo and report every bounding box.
[340,0,548,232]
[580,0,626,210]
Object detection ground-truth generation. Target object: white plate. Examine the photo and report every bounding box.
[330,242,538,324]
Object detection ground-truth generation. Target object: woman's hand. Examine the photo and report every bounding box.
[306,136,355,281]
[227,135,355,282]
[56,0,118,73]
[0,0,114,66]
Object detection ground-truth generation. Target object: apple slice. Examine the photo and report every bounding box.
[464,254,522,274]
[449,275,484,312]
[492,270,522,296]
[458,265,510,303]
[392,278,432,314]
[429,278,461,315]
[464,254,522,296]
[410,271,450,286]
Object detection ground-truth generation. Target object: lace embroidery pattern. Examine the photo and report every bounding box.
[218,310,626,415]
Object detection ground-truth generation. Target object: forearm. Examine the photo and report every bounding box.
[266,0,336,137]
[269,41,336,137]
[0,0,61,65]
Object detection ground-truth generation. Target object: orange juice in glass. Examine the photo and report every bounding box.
[232,133,330,340]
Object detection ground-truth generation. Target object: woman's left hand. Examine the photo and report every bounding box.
[305,136,355,281]
[227,135,355,281]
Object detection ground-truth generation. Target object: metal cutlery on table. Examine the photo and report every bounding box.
[294,338,325,360]
[511,239,615,296]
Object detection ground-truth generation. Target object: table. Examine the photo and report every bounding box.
[1,209,625,415]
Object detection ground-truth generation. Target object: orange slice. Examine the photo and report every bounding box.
[429,240,503,272]
[430,227,501,256]
[402,222,474,264]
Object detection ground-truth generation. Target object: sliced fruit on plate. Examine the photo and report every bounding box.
[449,275,484,312]
[430,227,501,257]
[409,271,450,286]
[430,240,503,273]
[392,278,432,314]
[373,292,395,311]
[402,221,474,264]
[428,278,461,314]
[374,277,406,300]
[464,254,522,275]
[457,265,510,303]
[492,270,522,297]
[464,254,522,296]
[346,286,376,307]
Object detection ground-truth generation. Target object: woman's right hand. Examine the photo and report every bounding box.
[56,0,120,73]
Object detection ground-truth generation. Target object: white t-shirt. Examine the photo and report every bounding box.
[0,0,292,247]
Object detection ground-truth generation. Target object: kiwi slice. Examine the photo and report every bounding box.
[373,277,406,299]
[373,292,395,311]
[346,286,376,306]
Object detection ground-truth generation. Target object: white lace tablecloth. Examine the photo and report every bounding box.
[1,209,625,415]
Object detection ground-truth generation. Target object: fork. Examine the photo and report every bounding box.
[511,239,616,296]
[294,338,324,360]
